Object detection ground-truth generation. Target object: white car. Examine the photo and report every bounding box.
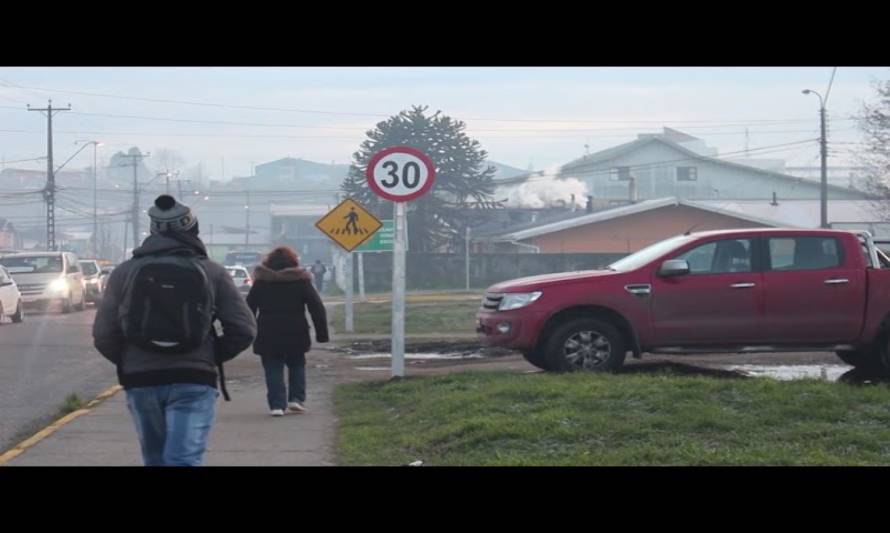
[226,266,253,295]
[0,252,86,313]
[0,265,24,323]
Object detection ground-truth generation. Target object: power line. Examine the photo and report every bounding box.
[0,103,858,133]
[0,80,849,125]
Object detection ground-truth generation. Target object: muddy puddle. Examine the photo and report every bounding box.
[724,364,851,381]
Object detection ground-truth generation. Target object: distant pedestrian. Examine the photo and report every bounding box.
[310,259,327,292]
[248,246,329,416]
[93,194,257,466]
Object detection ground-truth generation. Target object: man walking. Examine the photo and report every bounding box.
[310,259,327,292]
[93,194,256,466]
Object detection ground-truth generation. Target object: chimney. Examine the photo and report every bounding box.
[628,177,638,203]
[586,195,594,213]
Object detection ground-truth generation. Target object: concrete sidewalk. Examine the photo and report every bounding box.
[4,351,339,466]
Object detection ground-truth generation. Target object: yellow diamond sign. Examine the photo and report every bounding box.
[315,198,383,252]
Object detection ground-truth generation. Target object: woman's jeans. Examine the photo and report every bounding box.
[261,353,306,410]
[125,384,218,466]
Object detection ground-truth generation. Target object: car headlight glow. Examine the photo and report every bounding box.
[498,291,542,311]
[49,278,69,293]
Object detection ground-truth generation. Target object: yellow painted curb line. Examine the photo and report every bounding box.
[0,384,123,466]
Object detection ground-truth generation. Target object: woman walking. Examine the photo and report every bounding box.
[247,246,329,416]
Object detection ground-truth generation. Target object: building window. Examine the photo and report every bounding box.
[677,166,698,181]
[610,166,632,181]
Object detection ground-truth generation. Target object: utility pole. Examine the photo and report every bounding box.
[819,105,828,228]
[76,140,103,258]
[804,78,834,229]
[28,100,70,251]
[120,150,150,247]
[244,190,251,247]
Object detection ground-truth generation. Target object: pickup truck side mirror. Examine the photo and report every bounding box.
[658,259,690,277]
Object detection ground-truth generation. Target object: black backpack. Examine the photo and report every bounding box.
[119,254,215,354]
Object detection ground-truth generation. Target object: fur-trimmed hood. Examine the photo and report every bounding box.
[252,264,313,283]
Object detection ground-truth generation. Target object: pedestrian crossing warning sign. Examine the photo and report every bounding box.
[315,198,383,252]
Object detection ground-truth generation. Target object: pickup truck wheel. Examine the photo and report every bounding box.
[545,318,626,372]
[521,348,552,371]
[836,349,872,368]
[837,340,890,375]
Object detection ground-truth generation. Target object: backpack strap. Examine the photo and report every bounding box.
[217,361,231,402]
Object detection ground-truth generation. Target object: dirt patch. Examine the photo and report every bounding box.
[331,339,515,358]
[619,361,749,379]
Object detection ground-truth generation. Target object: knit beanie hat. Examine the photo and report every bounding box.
[148,194,198,234]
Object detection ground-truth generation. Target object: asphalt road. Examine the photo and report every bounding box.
[0,306,117,452]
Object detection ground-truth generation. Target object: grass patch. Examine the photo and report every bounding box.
[59,394,86,416]
[330,299,481,335]
[0,393,88,454]
[335,371,890,466]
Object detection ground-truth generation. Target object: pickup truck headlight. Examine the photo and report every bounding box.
[49,278,69,293]
[499,291,542,311]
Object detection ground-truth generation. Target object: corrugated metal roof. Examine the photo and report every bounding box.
[483,197,789,242]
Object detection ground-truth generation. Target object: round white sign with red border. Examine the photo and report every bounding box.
[366,146,436,202]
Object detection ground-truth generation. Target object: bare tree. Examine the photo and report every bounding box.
[858,79,890,219]
[153,148,186,173]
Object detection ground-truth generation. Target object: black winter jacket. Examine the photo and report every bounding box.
[246,265,329,356]
[93,233,257,389]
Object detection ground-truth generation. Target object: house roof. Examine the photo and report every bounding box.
[481,197,787,243]
[559,135,868,198]
[695,199,883,228]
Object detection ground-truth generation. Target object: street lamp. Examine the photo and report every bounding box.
[75,140,103,257]
[802,89,828,229]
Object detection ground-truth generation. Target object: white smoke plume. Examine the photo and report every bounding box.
[502,165,589,208]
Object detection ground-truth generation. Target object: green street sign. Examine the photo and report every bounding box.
[356,219,400,252]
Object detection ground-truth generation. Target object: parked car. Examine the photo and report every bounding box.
[78,260,104,305]
[224,251,262,273]
[477,229,890,374]
[226,266,253,295]
[98,266,114,294]
[0,251,86,313]
[0,265,24,323]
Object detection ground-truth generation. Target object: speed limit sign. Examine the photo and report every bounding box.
[366,146,436,202]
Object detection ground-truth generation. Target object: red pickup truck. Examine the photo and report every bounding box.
[477,229,890,373]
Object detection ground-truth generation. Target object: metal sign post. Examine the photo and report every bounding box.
[357,251,366,302]
[392,201,407,376]
[345,251,354,332]
[366,146,436,378]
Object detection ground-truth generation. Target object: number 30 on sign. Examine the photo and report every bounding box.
[366,146,436,202]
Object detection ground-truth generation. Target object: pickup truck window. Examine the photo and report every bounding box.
[609,235,696,272]
[677,238,752,274]
[767,237,842,271]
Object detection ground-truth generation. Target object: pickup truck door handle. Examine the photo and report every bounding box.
[730,282,756,289]
[824,278,849,285]
[624,284,651,297]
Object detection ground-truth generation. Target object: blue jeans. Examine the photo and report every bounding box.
[261,353,306,410]
[125,384,218,466]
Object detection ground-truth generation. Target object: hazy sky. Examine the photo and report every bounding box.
[1,67,887,178]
